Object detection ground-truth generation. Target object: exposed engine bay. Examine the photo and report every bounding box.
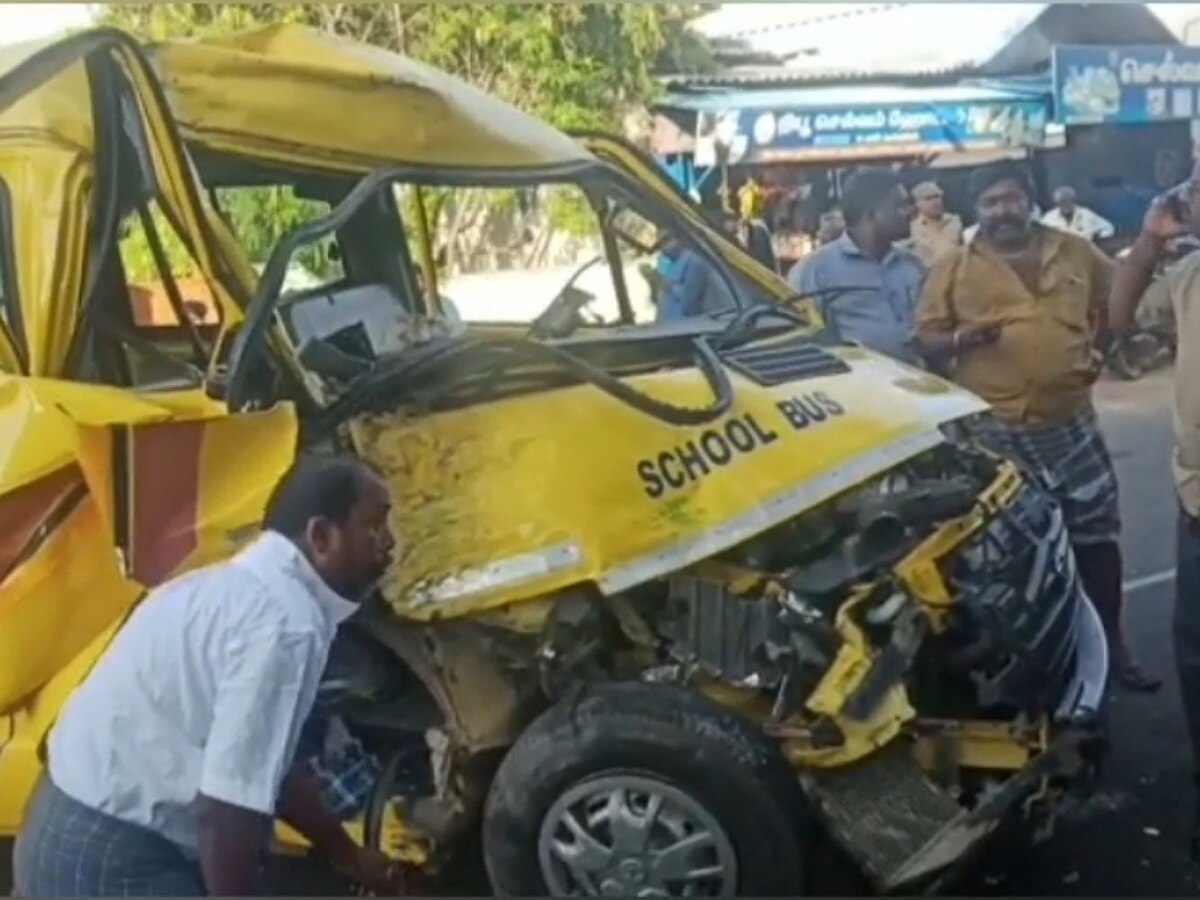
[311,432,1097,882]
[534,437,1080,732]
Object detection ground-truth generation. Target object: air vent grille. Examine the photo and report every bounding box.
[720,336,850,386]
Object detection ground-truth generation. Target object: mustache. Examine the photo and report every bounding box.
[984,214,1028,232]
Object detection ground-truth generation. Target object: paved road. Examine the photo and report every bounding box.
[1,370,1192,897]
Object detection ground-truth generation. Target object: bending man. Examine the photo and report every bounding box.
[13,456,404,896]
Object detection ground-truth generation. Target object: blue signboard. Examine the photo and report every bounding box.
[693,99,1049,165]
[1053,44,1200,126]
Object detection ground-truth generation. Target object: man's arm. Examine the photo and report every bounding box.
[198,627,325,895]
[277,716,361,876]
[1109,197,1183,335]
[278,766,361,872]
[1087,208,1115,241]
[1086,243,1116,350]
[913,257,1000,369]
[676,253,710,317]
[195,798,271,896]
[786,253,816,294]
[947,215,963,245]
[786,254,831,331]
[913,258,957,365]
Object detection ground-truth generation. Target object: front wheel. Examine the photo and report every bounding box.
[482,682,811,897]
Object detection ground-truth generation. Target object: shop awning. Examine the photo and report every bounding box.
[660,81,1054,164]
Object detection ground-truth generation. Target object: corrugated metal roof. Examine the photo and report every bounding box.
[662,81,1048,113]
[681,3,1048,83]
[661,64,972,88]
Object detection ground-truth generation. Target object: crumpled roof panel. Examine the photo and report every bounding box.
[154,23,594,171]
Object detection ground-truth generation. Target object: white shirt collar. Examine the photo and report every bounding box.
[236,531,360,628]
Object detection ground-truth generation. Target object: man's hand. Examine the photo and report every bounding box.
[277,766,409,894]
[1110,188,1189,336]
[914,322,1000,370]
[956,322,1002,351]
[343,847,412,896]
[1142,195,1189,243]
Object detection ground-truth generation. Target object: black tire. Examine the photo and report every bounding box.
[482,681,811,897]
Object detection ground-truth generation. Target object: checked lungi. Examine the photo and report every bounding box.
[13,716,378,899]
[967,405,1121,546]
[13,774,205,897]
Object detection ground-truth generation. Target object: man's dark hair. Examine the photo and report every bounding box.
[263,455,379,540]
[841,168,904,227]
[968,160,1035,206]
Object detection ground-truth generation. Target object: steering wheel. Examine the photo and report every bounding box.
[528,255,604,339]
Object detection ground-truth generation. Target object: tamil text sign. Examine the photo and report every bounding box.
[694,99,1049,166]
[1053,44,1200,125]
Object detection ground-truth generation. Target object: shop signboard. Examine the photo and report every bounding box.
[1053,44,1200,126]
[692,98,1049,166]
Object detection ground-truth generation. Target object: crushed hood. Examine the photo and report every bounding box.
[351,344,987,621]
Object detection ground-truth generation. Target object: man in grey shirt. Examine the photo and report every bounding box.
[788,168,924,365]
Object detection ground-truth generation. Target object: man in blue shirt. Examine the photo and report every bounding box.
[655,238,735,322]
[787,169,924,365]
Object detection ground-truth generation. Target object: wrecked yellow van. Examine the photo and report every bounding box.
[0,25,1107,897]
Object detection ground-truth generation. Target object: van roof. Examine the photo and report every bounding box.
[151,24,596,172]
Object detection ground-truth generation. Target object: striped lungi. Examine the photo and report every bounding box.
[967,406,1121,546]
[13,774,204,897]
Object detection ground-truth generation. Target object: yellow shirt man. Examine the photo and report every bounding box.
[906,181,962,268]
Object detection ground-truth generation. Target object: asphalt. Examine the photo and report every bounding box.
[1,369,1194,897]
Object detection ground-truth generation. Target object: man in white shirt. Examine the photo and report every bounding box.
[13,455,402,897]
[1042,186,1115,243]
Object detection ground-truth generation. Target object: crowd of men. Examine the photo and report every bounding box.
[788,162,1157,684]
[651,166,1120,323]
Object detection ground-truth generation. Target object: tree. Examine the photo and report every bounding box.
[101,3,714,277]
[102,4,712,131]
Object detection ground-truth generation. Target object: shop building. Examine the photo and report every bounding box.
[654,3,1189,247]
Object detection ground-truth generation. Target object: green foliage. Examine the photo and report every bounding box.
[100,3,714,275]
[118,205,199,283]
[215,187,341,278]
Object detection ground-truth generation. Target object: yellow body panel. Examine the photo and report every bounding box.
[0,491,140,718]
[0,32,247,377]
[0,617,129,833]
[153,25,590,172]
[352,352,984,621]
[0,98,91,376]
[0,375,297,825]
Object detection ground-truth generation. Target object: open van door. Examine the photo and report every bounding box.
[0,30,300,834]
[0,28,252,381]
